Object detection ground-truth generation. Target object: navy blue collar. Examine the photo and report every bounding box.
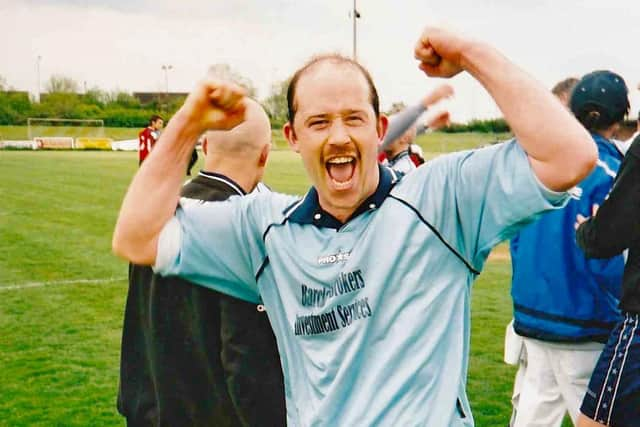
[198,171,246,195]
[285,164,402,229]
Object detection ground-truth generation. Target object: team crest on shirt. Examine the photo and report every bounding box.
[317,251,351,265]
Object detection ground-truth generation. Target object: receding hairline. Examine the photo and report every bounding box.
[287,53,380,124]
[296,63,371,106]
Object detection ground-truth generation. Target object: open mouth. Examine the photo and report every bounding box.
[325,156,356,189]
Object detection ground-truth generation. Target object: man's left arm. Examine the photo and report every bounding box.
[415,27,597,192]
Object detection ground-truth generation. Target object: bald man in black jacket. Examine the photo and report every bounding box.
[117,99,285,427]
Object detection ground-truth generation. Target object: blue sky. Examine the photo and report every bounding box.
[1,0,639,121]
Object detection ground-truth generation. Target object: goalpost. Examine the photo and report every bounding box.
[27,118,105,140]
[27,118,109,149]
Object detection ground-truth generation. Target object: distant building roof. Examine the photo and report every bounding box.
[133,92,189,104]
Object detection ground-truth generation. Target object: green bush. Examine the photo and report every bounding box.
[102,107,156,128]
[0,92,31,124]
[443,118,510,133]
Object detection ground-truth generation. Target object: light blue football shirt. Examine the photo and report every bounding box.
[155,140,567,426]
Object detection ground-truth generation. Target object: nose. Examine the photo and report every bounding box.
[327,120,350,146]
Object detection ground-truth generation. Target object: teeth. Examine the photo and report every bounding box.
[327,157,353,164]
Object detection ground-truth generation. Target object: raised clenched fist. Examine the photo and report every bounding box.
[179,75,247,134]
[415,27,470,78]
[422,83,454,108]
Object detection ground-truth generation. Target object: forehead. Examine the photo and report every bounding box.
[294,62,372,117]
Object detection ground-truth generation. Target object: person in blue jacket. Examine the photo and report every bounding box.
[509,70,629,427]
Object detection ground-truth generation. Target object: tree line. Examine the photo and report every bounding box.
[0,69,510,132]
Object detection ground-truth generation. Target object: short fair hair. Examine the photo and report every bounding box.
[551,77,579,99]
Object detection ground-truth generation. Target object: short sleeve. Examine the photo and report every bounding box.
[153,195,265,303]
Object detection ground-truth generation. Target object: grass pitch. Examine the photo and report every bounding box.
[0,147,565,426]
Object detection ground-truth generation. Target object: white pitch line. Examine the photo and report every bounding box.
[0,277,126,291]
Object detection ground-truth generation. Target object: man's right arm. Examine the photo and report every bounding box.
[112,78,246,265]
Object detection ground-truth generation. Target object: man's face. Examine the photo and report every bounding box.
[284,63,387,219]
[152,119,164,131]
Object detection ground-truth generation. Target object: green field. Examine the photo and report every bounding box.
[0,124,510,153]
[0,149,566,426]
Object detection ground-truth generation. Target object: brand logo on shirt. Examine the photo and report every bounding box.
[317,251,351,265]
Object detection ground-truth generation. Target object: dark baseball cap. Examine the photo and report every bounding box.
[570,70,629,124]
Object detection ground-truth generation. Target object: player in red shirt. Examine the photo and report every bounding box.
[138,115,164,165]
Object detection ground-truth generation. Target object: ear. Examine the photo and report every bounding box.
[258,143,270,167]
[283,122,300,153]
[377,114,389,141]
[202,137,208,155]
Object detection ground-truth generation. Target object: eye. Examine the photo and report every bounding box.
[345,115,364,125]
[309,119,329,128]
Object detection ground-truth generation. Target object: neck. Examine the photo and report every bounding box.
[203,159,258,193]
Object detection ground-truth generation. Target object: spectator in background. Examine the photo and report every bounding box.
[378,84,453,172]
[507,71,629,427]
[504,75,579,426]
[138,115,163,165]
[118,99,285,427]
[551,77,580,107]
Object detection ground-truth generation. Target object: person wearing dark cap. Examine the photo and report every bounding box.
[508,70,630,427]
[575,116,640,427]
[117,99,285,427]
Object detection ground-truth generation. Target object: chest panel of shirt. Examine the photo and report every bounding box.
[256,196,472,420]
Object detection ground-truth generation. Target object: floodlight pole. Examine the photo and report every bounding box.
[161,64,173,111]
[161,64,173,96]
[352,0,358,60]
[36,55,42,103]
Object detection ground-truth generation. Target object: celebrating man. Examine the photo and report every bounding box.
[113,27,597,425]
